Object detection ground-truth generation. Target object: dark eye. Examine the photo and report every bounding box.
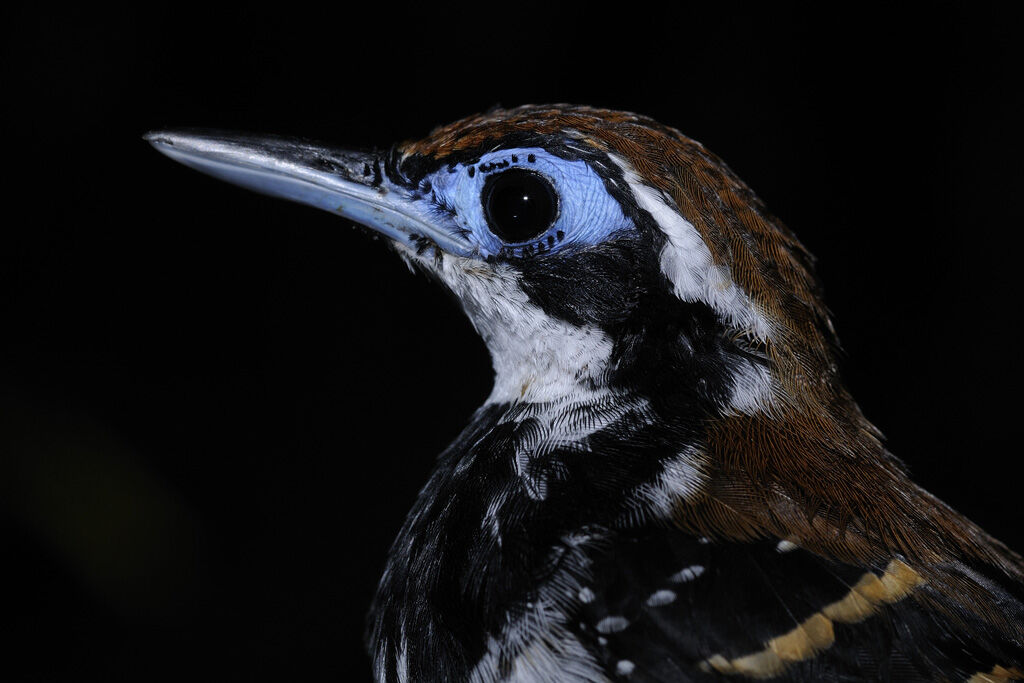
[481,169,559,243]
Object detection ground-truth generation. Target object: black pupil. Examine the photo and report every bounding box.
[482,169,558,243]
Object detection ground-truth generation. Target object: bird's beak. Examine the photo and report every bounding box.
[144,130,474,256]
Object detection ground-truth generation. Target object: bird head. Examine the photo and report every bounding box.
[147,105,841,419]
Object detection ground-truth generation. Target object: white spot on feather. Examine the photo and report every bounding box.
[596,616,630,634]
[578,587,596,604]
[776,539,798,553]
[670,565,705,583]
[645,589,677,607]
[616,660,636,675]
[727,359,775,415]
[631,445,708,516]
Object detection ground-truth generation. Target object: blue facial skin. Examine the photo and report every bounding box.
[419,148,636,259]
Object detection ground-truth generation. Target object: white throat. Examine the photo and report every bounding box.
[484,316,614,405]
[394,243,615,405]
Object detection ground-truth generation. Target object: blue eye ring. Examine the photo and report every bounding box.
[481,168,560,244]
[417,146,634,258]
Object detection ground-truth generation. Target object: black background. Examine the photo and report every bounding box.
[4,5,1022,681]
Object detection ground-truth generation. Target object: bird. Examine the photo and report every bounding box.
[147,105,1024,682]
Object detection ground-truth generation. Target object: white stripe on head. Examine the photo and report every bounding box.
[608,154,773,341]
